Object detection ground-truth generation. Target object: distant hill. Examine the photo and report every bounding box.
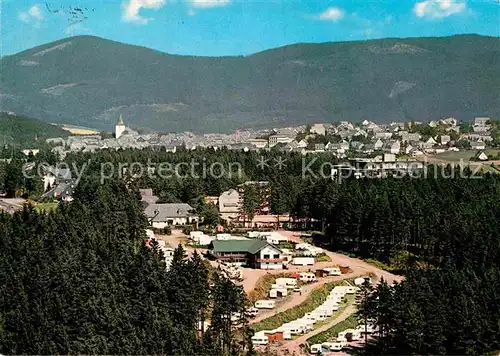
[0,112,69,148]
[1,34,499,133]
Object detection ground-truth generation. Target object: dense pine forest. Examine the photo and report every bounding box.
[1,147,500,354]
[0,178,253,354]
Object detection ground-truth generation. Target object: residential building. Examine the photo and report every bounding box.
[248,138,268,149]
[42,181,76,202]
[423,137,437,148]
[474,117,490,126]
[144,203,198,228]
[440,135,451,145]
[268,134,294,147]
[383,140,401,154]
[475,151,488,161]
[219,189,241,221]
[310,124,326,136]
[374,139,384,150]
[374,132,393,140]
[471,141,486,150]
[297,139,308,148]
[314,143,325,152]
[442,117,458,126]
[332,154,424,179]
[22,149,40,156]
[209,239,284,269]
[400,132,421,143]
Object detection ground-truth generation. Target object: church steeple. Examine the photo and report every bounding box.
[115,114,126,139]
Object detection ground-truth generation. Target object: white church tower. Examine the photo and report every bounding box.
[115,115,126,139]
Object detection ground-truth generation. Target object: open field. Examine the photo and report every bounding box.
[428,150,475,162]
[59,124,100,135]
[33,202,58,213]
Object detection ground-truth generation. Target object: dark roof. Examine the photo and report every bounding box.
[211,239,280,255]
[144,203,195,221]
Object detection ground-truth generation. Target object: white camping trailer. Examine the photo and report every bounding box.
[251,332,269,345]
[275,277,297,288]
[310,344,323,354]
[292,257,315,266]
[299,272,317,282]
[269,287,288,298]
[255,300,276,309]
[322,341,347,351]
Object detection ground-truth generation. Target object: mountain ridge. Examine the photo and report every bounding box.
[1,34,499,133]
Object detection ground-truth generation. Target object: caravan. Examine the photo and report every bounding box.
[323,267,342,276]
[322,341,347,351]
[338,329,362,342]
[269,287,288,298]
[255,300,276,309]
[275,277,297,288]
[299,272,317,283]
[310,344,323,354]
[251,332,269,345]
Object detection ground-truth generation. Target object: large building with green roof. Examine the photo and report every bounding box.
[209,239,284,270]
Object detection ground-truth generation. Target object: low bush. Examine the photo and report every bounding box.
[247,272,291,303]
[315,253,332,262]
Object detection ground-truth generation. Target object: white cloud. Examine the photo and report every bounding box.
[317,7,345,22]
[122,0,166,24]
[190,0,230,8]
[66,22,93,36]
[413,0,466,19]
[19,4,44,24]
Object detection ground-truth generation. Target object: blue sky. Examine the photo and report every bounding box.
[2,0,499,56]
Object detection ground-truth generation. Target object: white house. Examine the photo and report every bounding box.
[374,139,384,150]
[471,141,486,150]
[144,203,198,228]
[210,239,284,269]
[475,151,488,161]
[310,123,326,136]
[219,189,241,221]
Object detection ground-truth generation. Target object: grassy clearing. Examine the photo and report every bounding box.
[310,294,355,330]
[33,202,58,213]
[307,314,358,345]
[431,151,475,162]
[252,277,361,332]
[364,259,395,273]
[315,254,332,263]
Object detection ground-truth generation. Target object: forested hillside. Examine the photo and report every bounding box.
[0,179,253,354]
[2,34,499,132]
[1,147,499,354]
[0,112,69,148]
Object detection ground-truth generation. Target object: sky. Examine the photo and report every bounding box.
[1,0,499,57]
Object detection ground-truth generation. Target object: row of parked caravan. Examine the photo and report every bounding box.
[310,323,379,353]
[254,277,301,309]
[252,284,358,346]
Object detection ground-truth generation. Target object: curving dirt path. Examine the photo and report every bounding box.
[250,272,361,324]
[252,231,404,355]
